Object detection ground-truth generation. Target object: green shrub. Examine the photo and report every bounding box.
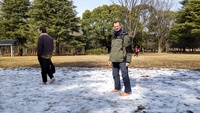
[86,48,107,55]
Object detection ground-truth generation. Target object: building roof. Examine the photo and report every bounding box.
[0,40,17,46]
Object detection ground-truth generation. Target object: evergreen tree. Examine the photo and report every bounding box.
[171,0,200,52]
[29,0,80,55]
[0,0,30,55]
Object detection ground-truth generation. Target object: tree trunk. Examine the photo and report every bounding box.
[183,47,186,52]
[19,48,23,56]
[157,37,162,53]
[56,42,60,55]
[107,45,111,54]
[0,47,2,56]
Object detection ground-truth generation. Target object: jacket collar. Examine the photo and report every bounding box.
[40,33,48,36]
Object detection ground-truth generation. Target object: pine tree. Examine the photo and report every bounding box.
[0,0,30,55]
[171,0,200,52]
[29,0,80,55]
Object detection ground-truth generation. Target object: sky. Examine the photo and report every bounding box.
[73,0,112,18]
[73,0,183,18]
[0,67,200,113]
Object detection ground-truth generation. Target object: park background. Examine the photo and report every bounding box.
[0,0,199,57]
[0,0,200,113]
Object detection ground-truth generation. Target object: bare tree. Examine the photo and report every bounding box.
[111,0,175,53]
[148,0,175,53]
[110,0,149,40]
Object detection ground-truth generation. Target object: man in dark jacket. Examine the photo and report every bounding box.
[108,21,132,96]
[37,27,55,85]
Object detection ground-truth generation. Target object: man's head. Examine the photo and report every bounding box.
[113,21,122,31]
[38,27,47,34]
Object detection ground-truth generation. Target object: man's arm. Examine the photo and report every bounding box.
[124,35,132,63]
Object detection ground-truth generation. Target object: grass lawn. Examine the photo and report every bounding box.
[0,53,200,70]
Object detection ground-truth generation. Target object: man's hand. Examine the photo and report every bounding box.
[108,61,112,66]
[126,63,130,67]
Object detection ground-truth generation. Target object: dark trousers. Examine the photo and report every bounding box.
[38,57,54,83]
[112,62,131,93]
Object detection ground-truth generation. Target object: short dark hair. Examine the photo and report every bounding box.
[113,21,122,26]
[39,27,47,33]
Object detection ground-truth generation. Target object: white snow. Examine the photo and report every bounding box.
[0,67,200,113]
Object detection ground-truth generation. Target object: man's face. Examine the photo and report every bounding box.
[113,22,121,31]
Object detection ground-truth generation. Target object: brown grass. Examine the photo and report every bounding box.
[0,53,200,71]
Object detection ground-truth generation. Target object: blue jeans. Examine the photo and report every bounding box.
[112,62,131,93]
